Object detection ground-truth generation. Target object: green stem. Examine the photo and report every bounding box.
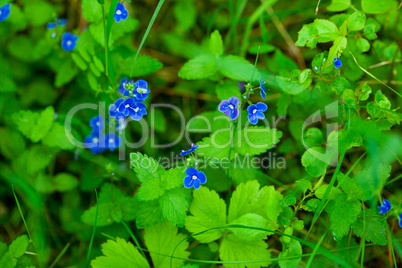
[121,219,147,260]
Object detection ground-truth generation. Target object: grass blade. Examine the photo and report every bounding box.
[121,219,147,260]
[49,242,70,268]
[86,189,99,267]
[105,0,118,84]
[349,51,402,98]
[305,231,327,268]
[130,0,165,76]
[12,185,33,243]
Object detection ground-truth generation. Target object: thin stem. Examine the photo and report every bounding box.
[102,5,109,78]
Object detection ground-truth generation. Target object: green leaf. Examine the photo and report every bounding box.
[197,127,282,160]
[229,213,269,241]
[159,188,190,227]
[82,0,104,23]
[356,83,371,101]
[338,164,391,201]
[362,0,394,14]
[209,30,223,56]
[71,53,88,71]
[342,89,357,109]
[144,222,190,268]
[136,200,165,229]
[326,36,347,68]
[327,0,351,11]
[55,60,79,87]
[364,18,381,40]
[347,11,366,32]
[329,194,361,240]
[24,1,55,26]
[13,106,54,143]
[81,184,137,226]
[266,186,283,225]
[295,19,339,48]
[296,179,312,194]
[178,54,218,80]
[8,235,29,259]
[91,237,150,268]
[276,73,311,95]
[137,178,165,201]
[278,240,302,268]
[186,186,226,243]
[118,54,163,77]
[42,122,75,150]
[53,173,79,192]
[356,38,371,53]
[301,147,329,177]
[351,209,387,246]
[315,185,342,200]
[215,80,241,101]
[228,181,271,222]
[160,167,186,190]
[0,253,17,268]
[130,153,165,183]
[219,55,260,82]
[219,234,271,268]
[303,128,324,148]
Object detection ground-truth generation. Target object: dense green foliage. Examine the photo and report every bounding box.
[0,0,402,267]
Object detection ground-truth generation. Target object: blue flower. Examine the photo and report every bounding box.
[90,115,104,132]
[61,32,78,52]
[218,96,239,120]
[47,18,66,29]
[259,77,268,99]
[132,80,150,102]
[399,213,402,228]
[114,2,128,23]
[247,102,267,125]
[109,98,126,120]
[184,167,207,190]
[84,131,106,154]
[105,133,121,151]
[378,199,391,214]
[118,78,131,95]
[0,4,11,22]
[180,144,199,156]
[334,57,342,69]
[117,97,147,120]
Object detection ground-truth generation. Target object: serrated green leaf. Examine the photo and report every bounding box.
[91,237,150,268]
[159,188,189,227]
[326,36,347,68]
[144,222,190,268]
[160,167,186,190]
[219,234,271,268]
[186,186,226,243]
[130,152,165,183]
[315,185,342,200]
[329,194,361,240]
[215,80,241,101]
[136,200,165,229]
[8,235,29,259]
[82,184,137,226]
[295,19,339,48]
[137,178,165,201]
[209,30,223,56]
[219,55,260,82]
[178,54,218,80]
[229,181,271,222]
[351,209,387,246]
[42,122,75,150]
[82,0,104,23]
[229,213,269,241]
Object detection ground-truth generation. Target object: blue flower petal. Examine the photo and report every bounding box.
[184,176,194,188]
[186,167,198,176]
[198,171,207,184]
